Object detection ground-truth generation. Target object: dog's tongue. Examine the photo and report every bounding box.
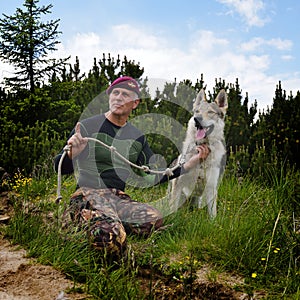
[196,129,206,140]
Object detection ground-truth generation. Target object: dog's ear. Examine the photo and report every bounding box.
[194,89,206,107]
[215,89,228,114]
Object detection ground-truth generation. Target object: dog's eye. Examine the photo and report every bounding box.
[194,109,200,113]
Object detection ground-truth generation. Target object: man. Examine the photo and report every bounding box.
[55,76,210,255]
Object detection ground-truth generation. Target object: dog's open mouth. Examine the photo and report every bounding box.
[194,117,214,141]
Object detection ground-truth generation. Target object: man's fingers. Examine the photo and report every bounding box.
[196,144,210,159]
[75,122,81,134]
[66,122,88,158]
[68,122,87,147]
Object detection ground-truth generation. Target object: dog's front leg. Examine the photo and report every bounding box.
[200,166,220,218]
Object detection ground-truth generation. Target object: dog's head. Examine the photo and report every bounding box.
[192,89,228,144]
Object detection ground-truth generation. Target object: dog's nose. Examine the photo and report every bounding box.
[194,116,203,129]
[194,116,203,123]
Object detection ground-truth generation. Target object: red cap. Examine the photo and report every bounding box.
[106,76,140,97]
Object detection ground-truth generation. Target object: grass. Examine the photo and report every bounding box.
[1,163,300,299]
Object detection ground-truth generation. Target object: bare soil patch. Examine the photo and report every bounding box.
[0,192,88,300]
[0,238,89,300]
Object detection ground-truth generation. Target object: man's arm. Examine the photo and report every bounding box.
[138,139,210,185]
[54,122,90,174]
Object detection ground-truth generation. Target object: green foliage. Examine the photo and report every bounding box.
[224,78,257,151]
[251,81,300,168]
[0,119,62,174]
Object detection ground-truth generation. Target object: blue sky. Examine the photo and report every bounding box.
[1,0,299,112]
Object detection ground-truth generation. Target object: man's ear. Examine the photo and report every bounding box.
[132,99,140,109]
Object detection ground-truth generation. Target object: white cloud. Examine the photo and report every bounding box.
[217,0,269,27]
[110,24,164,49]
[240,37,265,52]
[267,38,292,51]
[241,37,293,52]
[281,55,294,61]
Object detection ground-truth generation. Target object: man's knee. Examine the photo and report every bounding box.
[88,216,127,254]
[124,206,163,236]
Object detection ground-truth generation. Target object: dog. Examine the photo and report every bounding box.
[168,88,228,218]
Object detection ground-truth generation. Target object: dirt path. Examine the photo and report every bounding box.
[0,191,90,300]
[0,237,89,300]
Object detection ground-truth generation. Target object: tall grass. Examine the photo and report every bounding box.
[1,162,300,299]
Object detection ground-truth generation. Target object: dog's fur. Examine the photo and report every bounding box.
[168,89,228,218]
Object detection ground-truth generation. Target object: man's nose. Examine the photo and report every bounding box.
[115,93,125,101]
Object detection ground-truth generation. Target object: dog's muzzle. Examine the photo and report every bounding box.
[194,117,214,140]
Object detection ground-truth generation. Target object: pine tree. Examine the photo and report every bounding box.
[0,0,69,92]
[262,81,300,167]
[225,78,257,150]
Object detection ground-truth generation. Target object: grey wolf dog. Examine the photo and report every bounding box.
[168,89,228,218]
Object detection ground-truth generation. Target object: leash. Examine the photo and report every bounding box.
[56,137,185,202]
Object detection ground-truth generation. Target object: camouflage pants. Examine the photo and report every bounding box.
[69,187,163,254]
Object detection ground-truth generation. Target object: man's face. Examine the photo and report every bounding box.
[108,87,139,116]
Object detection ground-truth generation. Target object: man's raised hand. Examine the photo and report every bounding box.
[67,122,88,159]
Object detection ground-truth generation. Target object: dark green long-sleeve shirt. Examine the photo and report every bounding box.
[54,114,185,191]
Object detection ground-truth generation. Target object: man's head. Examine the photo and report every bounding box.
[106,76,141,117]
[106,76,140,100]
